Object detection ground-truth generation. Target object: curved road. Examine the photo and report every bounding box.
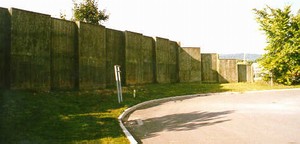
[125,89,300,144]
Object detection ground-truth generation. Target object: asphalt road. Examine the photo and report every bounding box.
[125,89,300,144]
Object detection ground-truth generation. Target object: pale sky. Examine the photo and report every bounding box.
[1,0,300,54]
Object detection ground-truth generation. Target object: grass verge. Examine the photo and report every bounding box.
[1,82,299,143]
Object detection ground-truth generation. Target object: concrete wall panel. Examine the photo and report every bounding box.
[51,18,77,90]
[238,64,247,82]
[124,31,143,85]
[10,8,51,90]
[77,22,106,90]
[169,41,179,83]
[106,28,125,86]
[141,36,155,84]
[125,31,155,85]
[201,53,219,83]
[238,64,253,83]
[179,47,201,82]
[155,37,170,83]
[219,59,238,83]
[247,65,254,83]
[0,7,10,89]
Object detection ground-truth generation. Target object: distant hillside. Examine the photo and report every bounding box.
[219,53,262,61]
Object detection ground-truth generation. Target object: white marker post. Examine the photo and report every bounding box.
[114,65,123,103]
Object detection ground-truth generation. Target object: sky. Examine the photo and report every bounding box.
[1,0,300,54]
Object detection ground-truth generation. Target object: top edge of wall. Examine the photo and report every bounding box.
[76,21,106,28]
[155,36,169,41]
[237,63,251,66]
[124,30,143,35]
[201,53,218,55]
[143,35,155,39]
[0,7,8,10]
[51,17,77,24]
[169,40,179,43]
[219,59,238,61]
[106,27,124,32]
[182,47,200,49]
[9,7,51,17]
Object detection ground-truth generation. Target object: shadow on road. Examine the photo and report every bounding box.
[134,93,214,112]
[126,110,234,141]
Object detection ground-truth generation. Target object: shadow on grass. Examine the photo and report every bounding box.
[126,110,234,141]
[0,90,126,144]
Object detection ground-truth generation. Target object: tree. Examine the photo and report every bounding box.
[59,11,67,20]
[72,0,109,25]
[254,6,300,85]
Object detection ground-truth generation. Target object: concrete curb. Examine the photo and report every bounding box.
[118,88,300,144]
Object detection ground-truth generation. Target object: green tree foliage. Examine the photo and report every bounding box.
[73,0,109,25]
[59,11,67,20]
[254,6,300,85]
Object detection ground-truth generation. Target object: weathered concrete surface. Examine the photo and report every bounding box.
[51,18,77,90]
[179,47,201,82]
[155,37,170,83]
[10,8,51,90]
[141,36,155,84]
[155,37,179,83]
[238,64,247,82]
[238,64,253,83]
[169,41,179,83]
[201,53,219,83]
[124,31,143,85]
[125,89,300,144]
[106,28,125,86]
[77,22,106,90]
[247,64,254,82]
[0,7,10,89]
[125,31,155,85]
[219,59,238,83]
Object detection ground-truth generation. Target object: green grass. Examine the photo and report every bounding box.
[1,82,299,144]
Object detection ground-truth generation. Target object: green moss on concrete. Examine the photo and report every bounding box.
[201,53,219,83]
[179,47,201,82]
[169,41,179,83]
[77,22,106,90]
[51,18,77,90]
[219,59,238,83]
[141,36,155,84]
[124,31,143,85]
[106,28,125,87]
[10,8,51,90]
[238,64,253,82]
[0,7,10,89]
[155,37,179,83]
[124,31,155,85]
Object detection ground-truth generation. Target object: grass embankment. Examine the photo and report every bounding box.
[1,82,299,144]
